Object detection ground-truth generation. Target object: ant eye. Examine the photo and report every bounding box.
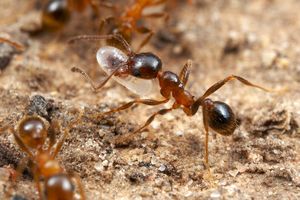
[18,116,47,149]
[203,100,236,136]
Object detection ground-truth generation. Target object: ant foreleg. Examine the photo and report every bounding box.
[91,98,169,120]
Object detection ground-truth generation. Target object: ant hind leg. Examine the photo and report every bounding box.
[114,105,176,146]
[91,98,169,120]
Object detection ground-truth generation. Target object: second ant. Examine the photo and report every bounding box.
[0,113,85,200]
[69,34,271,169]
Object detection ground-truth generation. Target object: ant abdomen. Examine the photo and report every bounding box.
[97,46,127,75]
[45,174,74,200]
[203,99,236,136]
[17,116,48,149]
[96,46,156,96]
[42,0,71,31]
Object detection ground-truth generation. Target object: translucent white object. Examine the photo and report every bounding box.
[96,46,155,96]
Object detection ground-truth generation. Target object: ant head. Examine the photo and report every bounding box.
[42,0,71,31]
[129,52,162,79]
[203,99,236,136]
[17,115,48,149]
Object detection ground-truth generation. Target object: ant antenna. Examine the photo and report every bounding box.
[68,34,133,55]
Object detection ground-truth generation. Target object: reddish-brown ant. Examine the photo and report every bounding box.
[41,0,113,31]
[100,0,168,51]
[0,114,85,200]
[69,34,270,168]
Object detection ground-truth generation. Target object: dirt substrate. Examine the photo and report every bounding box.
[0,0,299,199]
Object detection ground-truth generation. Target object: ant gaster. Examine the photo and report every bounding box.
[42,0,113,31]
[0,115,85,200]
[69,34,270,168]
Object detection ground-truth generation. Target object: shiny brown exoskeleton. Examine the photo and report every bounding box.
[0,115,85,200]
[41,0,112,31]
[69,34,270,168]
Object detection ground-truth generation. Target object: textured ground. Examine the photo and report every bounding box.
[0,0,299,199]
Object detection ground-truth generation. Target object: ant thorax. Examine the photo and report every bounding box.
[96,46,157,96]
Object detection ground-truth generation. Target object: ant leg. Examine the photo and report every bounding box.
[14,157,29,182]
[69,172,86,200]
[191,75,271,114]
[91,98,169,120]
[68,34,133,55]
[52,109,83,158]
[47,120,61,151]
[71,63,124,92]
[179,60,192,87]
[0,37,24,52]
[202,109,210,169]
[143,12,169,21]
[33,167,43,200]
[114,105,177,146]
[136,26,154,52]
[99,16,115,33]
[146,0,167,6]
[98,1,117,9]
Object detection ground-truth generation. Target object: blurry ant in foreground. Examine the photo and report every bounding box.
[69,34,270,168]
[100,0,168,51]
[41,0,113,31]
[0,114,85,200]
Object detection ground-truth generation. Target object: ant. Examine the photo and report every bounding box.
[41,0,113,31]
[69,34,270,169]
[0,114,85,200]
[100,0,168,51]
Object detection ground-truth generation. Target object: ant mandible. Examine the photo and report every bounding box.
[41,0,113,31]
[0,114,85,200]
[100,0,168,51]
[69,34,270,168]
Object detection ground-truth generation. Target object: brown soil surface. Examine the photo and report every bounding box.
[0,0,299,199]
